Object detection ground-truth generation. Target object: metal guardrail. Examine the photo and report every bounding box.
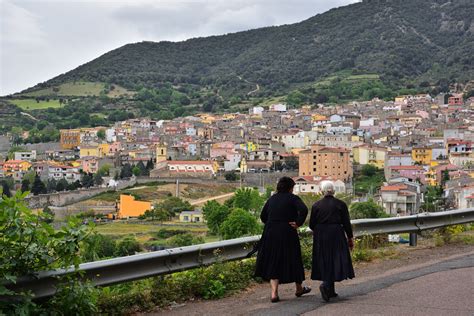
[6,208,474,300]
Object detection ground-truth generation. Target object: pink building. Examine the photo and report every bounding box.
[210,141,235,158]
[79,157,99,174]
[388,165,426,183]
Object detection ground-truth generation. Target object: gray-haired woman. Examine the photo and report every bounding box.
[309,181,354,302]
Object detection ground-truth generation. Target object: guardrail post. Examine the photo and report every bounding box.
[409,233,417,246]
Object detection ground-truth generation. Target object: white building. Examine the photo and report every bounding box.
[269,103,287,112]
[47,164,81,183]
[293,176,346,195]
[249,106,264,115]
[14,150,37,161]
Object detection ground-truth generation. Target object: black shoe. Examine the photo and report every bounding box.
[330,292,338,298]
[319,285,330,302]
[295,286,312,297]
[271,296,280,303]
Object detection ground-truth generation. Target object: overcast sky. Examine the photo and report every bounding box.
[1,0,359,95]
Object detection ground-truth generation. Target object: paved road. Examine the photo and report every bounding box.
[251,253,474,316]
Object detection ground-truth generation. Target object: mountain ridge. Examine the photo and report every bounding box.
[20,0,474,98]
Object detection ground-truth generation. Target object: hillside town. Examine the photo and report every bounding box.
[1,93,474,217]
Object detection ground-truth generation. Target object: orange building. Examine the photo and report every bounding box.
[117,194,152,218]
[299,144,352,181]
[60,129,81,149]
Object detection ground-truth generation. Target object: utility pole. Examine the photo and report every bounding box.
[175,179,179,197]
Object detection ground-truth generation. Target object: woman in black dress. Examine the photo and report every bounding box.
[255,177,311,302]
[310,180,354,302]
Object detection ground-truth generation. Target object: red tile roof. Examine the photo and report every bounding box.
[381,184,408,191]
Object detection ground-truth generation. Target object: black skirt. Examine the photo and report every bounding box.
[311,224,355,282]
[254,222,305,284]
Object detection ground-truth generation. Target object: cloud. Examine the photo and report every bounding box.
[0,0,359,95]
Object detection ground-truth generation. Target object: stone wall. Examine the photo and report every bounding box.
[25,179,136,209]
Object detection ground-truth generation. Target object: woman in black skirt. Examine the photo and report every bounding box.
[255,177,311,302]
[310,180,354,302]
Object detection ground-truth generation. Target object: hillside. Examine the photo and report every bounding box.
[23,0,473,98]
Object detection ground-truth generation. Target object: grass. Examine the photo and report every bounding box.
[10,99,62,110]
[20,82,134,98]
[95,222,207,237]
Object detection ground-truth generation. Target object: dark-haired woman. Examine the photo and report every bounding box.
[255,176,311,302]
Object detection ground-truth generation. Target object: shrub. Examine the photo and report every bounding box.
[0,192,93,314]
[115,236,141,256]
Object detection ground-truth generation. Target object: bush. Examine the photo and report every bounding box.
[0,192,93,314]
[115,237,141,256]
[97,258,257,313]
[154,229,187,239]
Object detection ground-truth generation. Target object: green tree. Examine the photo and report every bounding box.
[1,181,12,197]
[46,178,57,193]
[233,188,264,216]
[120,163,133,178]
[97,129,106,140]
[145,159,154,171]
[97,164,111,176]
[361,164,378,177]
[220,208,260,239]
[132,165,141,177]
[156,196,193,218]
[23,169,37,185]
[203,201,231,235]
[224,171,239,181]
[93,173,104,186]
[349,199,388,219]
[20,179,30,193]
[286,90,307,106]
[136,161,148,176]
[56,178,68,192]
[81,173,94,188]
[31,174,47,195]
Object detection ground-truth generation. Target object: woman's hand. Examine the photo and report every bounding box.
[348,238,354,251]
[289,222,298,229]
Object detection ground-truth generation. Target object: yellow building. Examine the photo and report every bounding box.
[98,143,110,157]
[240,142,258,152]
[156,144,167,163]
[3,160,31,177]
[412,147,432,165]
[425,168,437,186]
[80,146,99,158]
[117,194,152,218]
[353,145,387,169]
[311,114,328,123]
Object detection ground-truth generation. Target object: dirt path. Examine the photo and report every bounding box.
[189,192,235,206]
[146,241,474,315]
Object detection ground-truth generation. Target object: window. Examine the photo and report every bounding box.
[184,216,189,221]
[313,168,316,172]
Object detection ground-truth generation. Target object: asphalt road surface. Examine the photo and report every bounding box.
[152,245,474,316]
